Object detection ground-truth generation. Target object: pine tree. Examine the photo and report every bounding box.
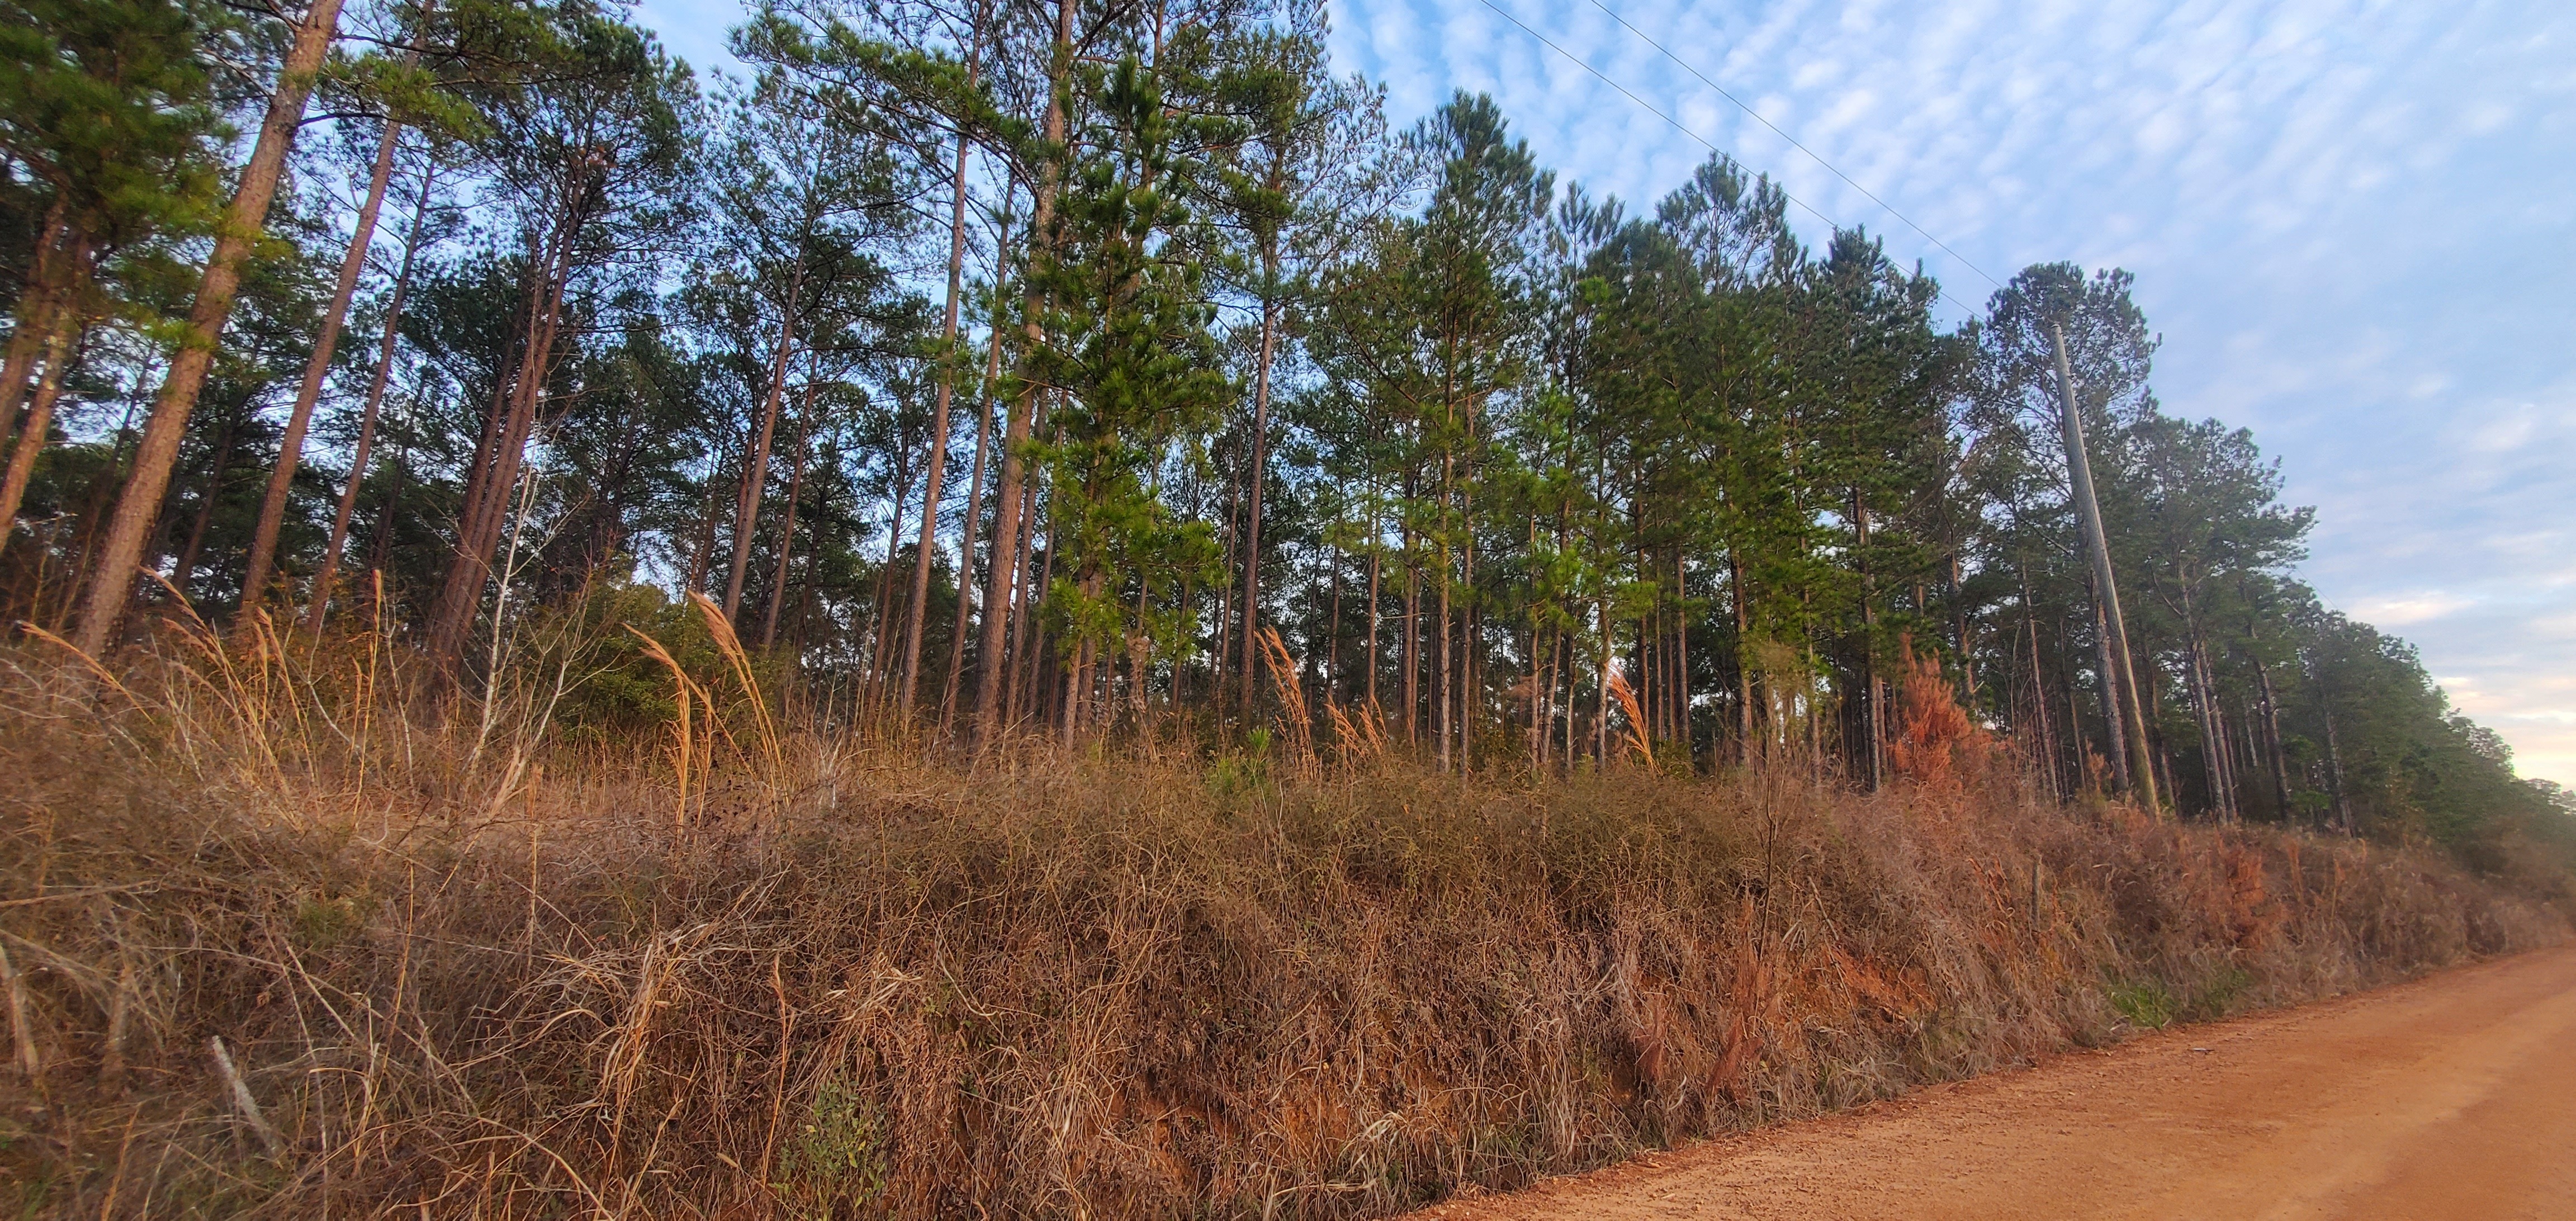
[0,0,224,554]
[420,6,694,674]
[72,0,349,653]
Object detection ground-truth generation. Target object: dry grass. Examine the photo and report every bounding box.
[0,616,2563,1219]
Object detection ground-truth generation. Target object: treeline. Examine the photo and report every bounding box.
[2,0,2565,862]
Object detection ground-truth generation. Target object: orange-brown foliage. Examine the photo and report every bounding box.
[1887,637,1988,787]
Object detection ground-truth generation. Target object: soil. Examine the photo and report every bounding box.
[1415,945,2576,1220]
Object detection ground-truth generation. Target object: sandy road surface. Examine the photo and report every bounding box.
[1420,946,2576,1220]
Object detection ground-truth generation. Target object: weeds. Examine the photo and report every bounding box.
[0,621,2563,1218]
[2187,966,2255,1021]
[2108,979,2180,1030]
[774,1077,891,1218]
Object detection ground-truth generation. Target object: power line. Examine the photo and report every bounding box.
[1471,0,1995,313]
[1585,0,2003,291]
[1472,0,1839,235]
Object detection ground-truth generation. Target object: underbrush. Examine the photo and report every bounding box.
[0,621,2563,1218]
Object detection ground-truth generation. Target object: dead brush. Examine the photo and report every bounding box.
[0,627,2564,1220]
[627,627,714,837]
[1257,626,1313,766]
[1604,663,1654,766]
[1322,698,1390,772]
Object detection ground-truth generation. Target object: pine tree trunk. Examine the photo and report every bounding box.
[1003,473,1035,727]
[1524,626,1545,768]
[2064,632,2090,791]
[1060,635,1089,742]
[1731,550,1752,765]
[2236,706,2256,808]
[430,262,561,660]
[2187,634,2224,818]
[173,404,243,598]
[2028,612,2060,800]
[758,383,816,650]
[1008,425,1049,728]
[0,202,72,442]
[448,297,524,584]
[2255,647,2294,816]
[1675,548,1690,768]
[1363,518,1379,710]
[364,438,405,581]
[1950,552,1974,699]
[902,63,982,716]
[1437,556,1452,773]
[684,473,719,594]
[240,117,402,613]
[862,451,915,712]
[2209,659,2240,820]
[1325,551,1342,706]
[1560,627,1574,765]
[0,309,83,554]
[1237,246,1281,715]
[2318,680,2359,834]
[425,202,580,669]
[1214,467,1237,712]
[1460,476,1476,771]
[940,304,1007,734]
[973,0,1076,743]
[1523,514,1540,761]
[1594,601,1612,765]
[306,164,432,632]
[2176,579,2234,821]
[723,264,804,621]
[72,0,348,655]
[1402,532,1418,748]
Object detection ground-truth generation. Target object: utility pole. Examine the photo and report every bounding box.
[2051,320,2160,816]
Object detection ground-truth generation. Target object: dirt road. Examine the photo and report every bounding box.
[1420,946,2576,1220]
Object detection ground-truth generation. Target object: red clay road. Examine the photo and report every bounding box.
[1419,946,2576,1220]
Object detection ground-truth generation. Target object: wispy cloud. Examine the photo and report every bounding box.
[1326,0,2576,783]
[2348,593,2478,628]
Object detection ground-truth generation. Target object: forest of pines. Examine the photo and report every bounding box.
[1,0,2568,867]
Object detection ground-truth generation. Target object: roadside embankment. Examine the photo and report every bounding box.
[0,641,2563,1217]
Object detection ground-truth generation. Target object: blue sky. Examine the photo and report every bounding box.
[634,0,2576,783]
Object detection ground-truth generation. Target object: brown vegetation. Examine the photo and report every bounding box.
[0,612,2562,1218]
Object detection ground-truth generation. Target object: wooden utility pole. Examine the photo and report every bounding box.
[2089,583,2133,793]
[2051,321,2160,815]
[1855,492,1882,789]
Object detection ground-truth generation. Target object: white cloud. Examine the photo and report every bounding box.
[2347,593,2476,627]
[1321,0,2576,782]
